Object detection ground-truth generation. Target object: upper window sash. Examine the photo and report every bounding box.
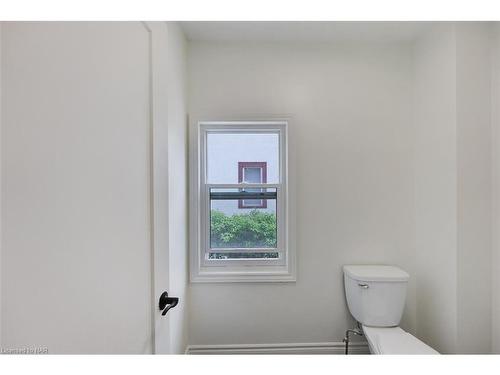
[201,124,284,185]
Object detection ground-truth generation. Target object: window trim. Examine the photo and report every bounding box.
[189,120,295,283]
[238,162,267,209]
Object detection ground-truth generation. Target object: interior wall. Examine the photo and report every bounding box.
[187,41,416,345]
[166,22,189,354]
[413,22,494,354]
[455,22,492,354]
[491,23,500,355]
[1,22,153,353]
[413,24,459,354]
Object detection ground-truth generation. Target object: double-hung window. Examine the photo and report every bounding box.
[190,120,294,282]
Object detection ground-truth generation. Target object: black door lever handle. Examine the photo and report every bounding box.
[159,292,179,316]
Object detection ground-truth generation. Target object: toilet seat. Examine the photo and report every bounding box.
[362,325,439,354]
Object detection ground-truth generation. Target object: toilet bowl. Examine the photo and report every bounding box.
[343,265,439,355]
[362,325,439,355]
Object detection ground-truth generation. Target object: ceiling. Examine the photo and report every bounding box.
[179,21,434,43]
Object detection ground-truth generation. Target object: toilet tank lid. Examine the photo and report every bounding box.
[343,265,409,282]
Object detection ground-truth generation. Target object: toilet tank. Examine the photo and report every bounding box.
[343,265,409,327]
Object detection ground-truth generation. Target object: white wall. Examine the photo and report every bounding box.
[188,41,417,345]
[413,24,459,354]
[491,23,500,354]
[1,22,153,354]
[413,22,493,354]
[165,22,189,354]
[455,23,492,354]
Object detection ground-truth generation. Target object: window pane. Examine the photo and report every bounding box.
[208,252,279,259]
[206,132,279,184]
[243,167,262,183]
[210,188,277,249]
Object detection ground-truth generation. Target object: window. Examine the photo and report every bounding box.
[238,162,267,209]
[190,120,295,282]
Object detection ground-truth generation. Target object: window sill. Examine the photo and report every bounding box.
[190,269,296,283]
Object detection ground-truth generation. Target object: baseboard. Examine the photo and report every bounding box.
[185,341,370,355]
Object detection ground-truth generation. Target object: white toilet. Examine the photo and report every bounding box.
[343,265,439,354]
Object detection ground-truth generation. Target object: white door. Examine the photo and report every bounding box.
[1,21,163,353]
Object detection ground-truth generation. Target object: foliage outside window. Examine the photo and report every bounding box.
[210,209,278,259]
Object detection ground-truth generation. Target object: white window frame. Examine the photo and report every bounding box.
[189,120,295,283]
